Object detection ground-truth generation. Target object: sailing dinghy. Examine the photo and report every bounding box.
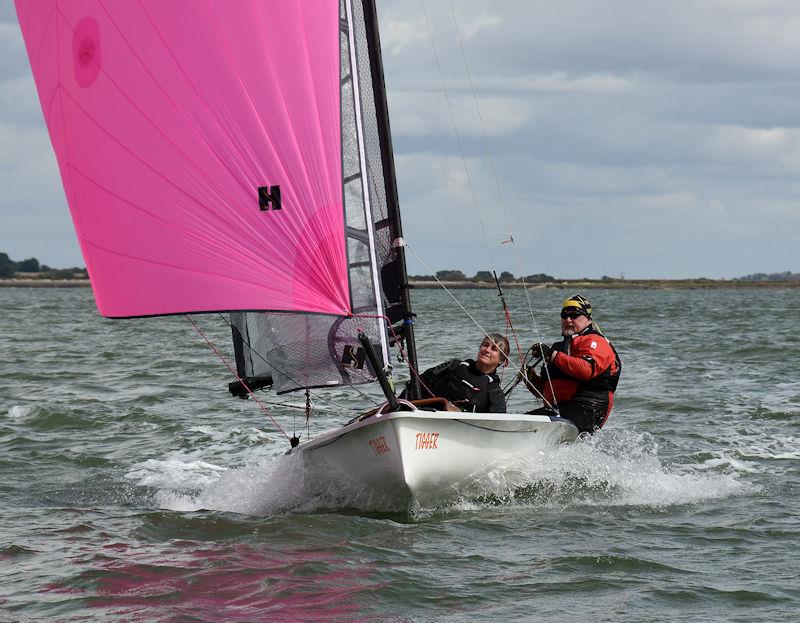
[16,0,578,510]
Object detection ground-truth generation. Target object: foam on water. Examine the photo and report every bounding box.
[152,453,349,516]
[558,430,757,507]
[186,426,271,444]
[732,435,800,461]
[707,415,800,471]
[125,457,227,488]
[7,404,36,419]
[697,453,761,473]
[413,429,757,515]
[143,428,757,518]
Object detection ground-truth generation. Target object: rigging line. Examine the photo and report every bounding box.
[404,241,530,383]
[337,373,383,407]
[305,389,311,442]
[444,1,547,368]
[446,0,513,243]
[493,270,524,366]
[438,2,559,415]
[252,399,357,415]
[445,4,554,407]
[515,274,562,414]
[503,350,549,404]
[353,313,435,399]
[185,315,290,441]
[419,0,497,272]
[216,313,377,411]
[422,0,534,377]
[519,279,560,415]
[454,418,549,433]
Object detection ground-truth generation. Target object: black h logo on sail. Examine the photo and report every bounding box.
[258,185,281,211]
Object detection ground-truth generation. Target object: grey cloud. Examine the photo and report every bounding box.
[0,2,16,22]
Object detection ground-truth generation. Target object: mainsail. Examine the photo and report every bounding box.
[16,0,418,396]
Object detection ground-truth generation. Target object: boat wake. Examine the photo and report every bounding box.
[128,428,757,518]
[420,428,758,516]
[134,453,340,516]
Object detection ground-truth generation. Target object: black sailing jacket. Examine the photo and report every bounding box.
[413,358,506,413]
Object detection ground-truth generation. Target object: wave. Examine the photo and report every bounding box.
[137,428,756,519]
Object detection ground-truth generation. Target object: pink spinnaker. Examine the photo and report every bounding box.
[15,1,350,318]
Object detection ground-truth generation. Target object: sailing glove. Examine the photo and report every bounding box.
[531,342,554,361]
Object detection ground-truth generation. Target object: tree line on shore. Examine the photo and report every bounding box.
[1,251,797,283]
[409,269,800,283]
[411,270,637,283]
[0,252,87,279]
[409,270,560,284]
[734,271,800,282]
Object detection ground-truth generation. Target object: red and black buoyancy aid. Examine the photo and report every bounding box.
[543,324,622,405]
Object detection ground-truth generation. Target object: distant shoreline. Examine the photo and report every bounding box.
[0,278,91,287]
[1,277,799,289]
[408,279,800,289]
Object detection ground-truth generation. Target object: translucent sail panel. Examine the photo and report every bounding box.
[229,0,393,394]
[349,0,407,327]
[231,311,385,394]
[15,1,349,318]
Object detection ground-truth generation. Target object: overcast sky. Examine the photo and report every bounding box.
[2,1,799,279]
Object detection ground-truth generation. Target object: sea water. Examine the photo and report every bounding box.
[1,286,798,622]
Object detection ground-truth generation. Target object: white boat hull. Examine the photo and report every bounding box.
[290,406,579,510]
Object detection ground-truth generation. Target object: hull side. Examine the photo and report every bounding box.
[391,414,577,504]
[292,411,578,510]
[294,416,414,510]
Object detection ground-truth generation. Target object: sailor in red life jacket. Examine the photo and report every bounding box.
[523,295,621,433]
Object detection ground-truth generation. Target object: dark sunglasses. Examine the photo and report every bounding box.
[560,311,584,320]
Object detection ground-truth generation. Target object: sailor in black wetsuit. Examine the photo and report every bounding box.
[403,333,510,412]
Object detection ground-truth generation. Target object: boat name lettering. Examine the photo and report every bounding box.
[368,435,390,455]
[415,432,439,450]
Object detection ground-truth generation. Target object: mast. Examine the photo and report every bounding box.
[361,0,421,399]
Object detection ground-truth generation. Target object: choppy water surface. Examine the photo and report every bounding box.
[1,286,799,622]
